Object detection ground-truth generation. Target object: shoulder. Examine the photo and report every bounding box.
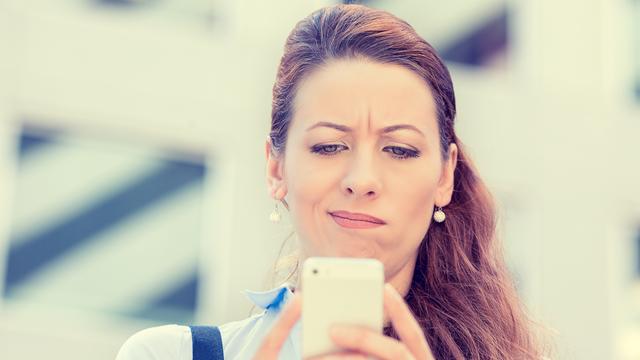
[218,312,269,353]
[115,324,192,360]
[114,314,270,360]
[217,310,300,359]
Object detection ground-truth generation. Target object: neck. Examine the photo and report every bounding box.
[382,252,418,327]
[386,251,418,298]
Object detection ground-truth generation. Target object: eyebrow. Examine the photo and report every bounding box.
[306,121,424,136]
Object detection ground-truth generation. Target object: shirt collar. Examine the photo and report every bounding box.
[244,282,295,311]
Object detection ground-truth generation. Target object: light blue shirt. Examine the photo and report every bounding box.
[115,283,300,360]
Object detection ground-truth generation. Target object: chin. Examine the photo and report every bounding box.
[334,248,376,259]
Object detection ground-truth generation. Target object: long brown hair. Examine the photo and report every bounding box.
[269,4,544,359]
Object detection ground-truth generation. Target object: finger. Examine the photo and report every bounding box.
[253,292,302,359]
[383,283,434,360]
[315,355,369,360]
[306,352,369,360]
[330,324,414,360]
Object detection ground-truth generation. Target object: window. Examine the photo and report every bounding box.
[3,125,207,324]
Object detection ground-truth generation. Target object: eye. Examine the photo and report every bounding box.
[384,146,420,160]
[310,144,348,156]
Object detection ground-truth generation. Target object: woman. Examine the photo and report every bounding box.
[117,4,544,360]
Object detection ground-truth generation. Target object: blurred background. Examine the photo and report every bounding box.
[0,0,638,359]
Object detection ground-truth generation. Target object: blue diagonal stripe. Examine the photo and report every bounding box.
[439,8,508,66]
[18,132,57,158]
[129,270,199,324]
[149,270,199,310]
[4,159,206,293]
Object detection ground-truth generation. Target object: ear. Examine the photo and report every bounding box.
[434,143,458,207]
[265,137,287,200]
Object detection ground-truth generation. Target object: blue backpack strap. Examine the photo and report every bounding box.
[189,326,224,360]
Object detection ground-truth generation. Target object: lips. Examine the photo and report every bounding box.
[329,210,386,224]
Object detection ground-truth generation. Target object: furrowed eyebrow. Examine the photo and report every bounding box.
[306,121,351,132]
[305,121,424,136]
[381,124,424,136]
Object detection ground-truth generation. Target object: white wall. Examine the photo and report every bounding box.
[0,0,638,359]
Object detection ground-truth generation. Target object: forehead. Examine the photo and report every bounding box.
[291,59,438,134]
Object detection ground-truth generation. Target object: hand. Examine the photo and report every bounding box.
[252,292,302,360]
[318,283,435,360]
[252,291,376,360]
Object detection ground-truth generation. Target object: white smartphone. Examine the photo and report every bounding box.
[301,257,384,358]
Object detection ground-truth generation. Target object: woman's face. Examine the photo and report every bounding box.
[266,59,457,283]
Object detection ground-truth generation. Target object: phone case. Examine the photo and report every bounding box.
[301,257,384,358]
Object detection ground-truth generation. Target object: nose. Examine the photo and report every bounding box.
[341,150,382,199]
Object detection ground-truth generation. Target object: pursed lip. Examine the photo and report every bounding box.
[329,210,386,224]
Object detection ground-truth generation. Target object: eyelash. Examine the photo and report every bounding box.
[310,144,420,160]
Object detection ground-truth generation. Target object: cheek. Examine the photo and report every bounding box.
[393,167,439,217]
[283,151,342,256]
[382,166,439,257]
[284,151,339,212]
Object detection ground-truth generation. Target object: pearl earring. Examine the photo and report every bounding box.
[270,201,281,223]
[433,206,446,223]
